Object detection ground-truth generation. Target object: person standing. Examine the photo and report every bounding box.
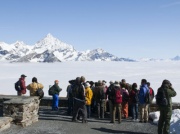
[129,83,139,121]
[51,80,62,111]
[138,79,149,123]
[120,79,130,119]
[102,81,108,112]
[157,80,176,134]
[147,82,154,113]
[26,77,44,96]
[94,80,106,119]
[106,81,114,123]
[67,80,75,115]
[17,74,27,96]
[72,77,87,123]
[85,82,93,118]
[112,81,122,123]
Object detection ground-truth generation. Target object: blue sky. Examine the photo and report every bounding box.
[0,0,180,59]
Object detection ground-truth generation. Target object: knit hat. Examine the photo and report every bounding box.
[85,82,90,88]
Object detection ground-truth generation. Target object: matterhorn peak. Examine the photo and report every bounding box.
[0,34,135,62]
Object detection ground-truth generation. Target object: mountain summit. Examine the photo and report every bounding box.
[0,34,134,62]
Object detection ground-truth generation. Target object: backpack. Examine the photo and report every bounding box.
[114,88,122,104]
[72,84,79,98]
[15,80,21,91]
[144,88,151,104]
[149,88,153,96]
[36,84,44,99]
[156,89,168,106]
[72,84,84,99]
[122,90,129,102]
[99,87,106,100]
[36,89,44,99]
[48,85,55,96]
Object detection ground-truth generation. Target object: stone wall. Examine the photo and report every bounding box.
[39,97,180,112]
[1,95,180,119]
[0,96,40,127]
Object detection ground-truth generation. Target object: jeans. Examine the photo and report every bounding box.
[131,103,138,119]
[52,94,59,110]
[86,105,91,118]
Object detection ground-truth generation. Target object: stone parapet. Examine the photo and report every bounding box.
[2,96,40,127]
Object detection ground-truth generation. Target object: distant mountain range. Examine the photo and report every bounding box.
[0,34,179,62]
[0,34,134,62]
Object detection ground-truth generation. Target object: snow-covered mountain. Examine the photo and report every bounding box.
[0,34,134,62]
[172,56,180,61]
[0,41,32,61]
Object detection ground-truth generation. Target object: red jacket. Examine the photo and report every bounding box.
[129,89,138,104]
[19,78,26,94]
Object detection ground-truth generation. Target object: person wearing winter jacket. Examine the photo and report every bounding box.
[17,74,27,96]
[120,79,129,118]
[93,80,105,119]
[26,77,44,96]
[51,80,62,111]
[157,80,176,134]
[102,81,108,112]
[138,79,149,123]
[106,81,114,123]
[72,77,87,123]
[147,82,154,103]
[129,83,139,121]
[147,82,154,114]
[85,82,93,118]
[111,81,122,123]
[121,87,129,119]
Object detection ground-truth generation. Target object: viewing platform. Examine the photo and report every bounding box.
[0,95,179,134]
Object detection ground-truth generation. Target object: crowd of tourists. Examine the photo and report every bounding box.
[66,77,155,123]
[66,76,176,134]
[14,74,176,134]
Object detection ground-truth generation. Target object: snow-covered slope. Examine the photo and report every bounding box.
[150,109,180,134]
[0,41,32,61]
[0,34,134,62]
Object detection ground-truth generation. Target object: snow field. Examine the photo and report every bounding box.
[0,61,180,103]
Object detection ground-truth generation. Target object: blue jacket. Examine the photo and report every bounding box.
[138,84,149,104]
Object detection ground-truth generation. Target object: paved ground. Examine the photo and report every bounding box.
[2,107,158,134]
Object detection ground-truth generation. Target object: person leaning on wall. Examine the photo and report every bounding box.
[26,77,44,96]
